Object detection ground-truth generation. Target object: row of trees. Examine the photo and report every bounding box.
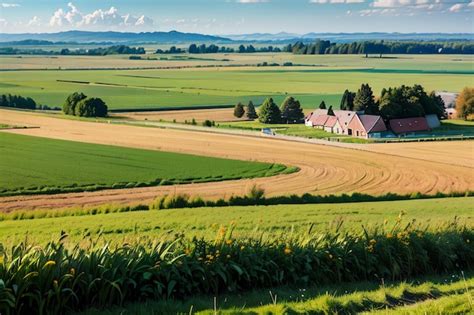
[233,101,258,120]
[60,45,145,56]
[0,94,37,109]
[286,40,474,55]
[234,97,305,124]
[155,46,185,54]
[188,44,281,54]
[336,84,445,120]
[62,92,108,117]
[0,45,146,56]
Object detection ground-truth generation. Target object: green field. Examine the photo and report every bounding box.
[0,132,289,196]
[0,54,472,110]
[1,197,472,245]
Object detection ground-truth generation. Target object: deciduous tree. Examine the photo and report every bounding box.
[456,87,474,120]
[63,92,87,115]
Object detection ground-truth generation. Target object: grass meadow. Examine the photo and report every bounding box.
[0,54,472,110]
[0,132,289,196]
[1,197,472,245]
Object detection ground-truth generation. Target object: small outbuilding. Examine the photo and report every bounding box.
[425,114,441,129]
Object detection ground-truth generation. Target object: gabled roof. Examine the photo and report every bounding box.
[389,117,429,134]
[333,110,356,128]
[358,114,387,133]
[324,116,338,128]
[311,114,330,126]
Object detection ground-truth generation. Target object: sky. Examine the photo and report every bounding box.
[0,0,472,34]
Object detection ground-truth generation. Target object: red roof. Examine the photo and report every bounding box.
[389,117,429,134]
[324,116,338,127]
[310,114,330,126]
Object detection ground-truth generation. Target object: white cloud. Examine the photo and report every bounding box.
[27,16,41,27]
[1,3,19,8]
[449,3,464,11]
[469,1,474,6]
[372,0,472,10]
[48,2,154,30]
[372,0,410,8]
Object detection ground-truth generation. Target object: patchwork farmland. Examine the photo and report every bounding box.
[0,40,473,314]
[0,54,472,111]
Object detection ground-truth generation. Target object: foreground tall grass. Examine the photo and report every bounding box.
[0,220,472,315]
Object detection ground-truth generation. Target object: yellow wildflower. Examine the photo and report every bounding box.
[240,245,245,250]
[387,233,393,239]
[284,247,292,255]
[70,268,75,276]
[226,239,233,245]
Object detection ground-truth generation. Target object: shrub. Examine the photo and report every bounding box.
[202,119,213,127]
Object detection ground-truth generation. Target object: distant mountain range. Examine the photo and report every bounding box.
[0,30,232,44]
[0,30,472,44]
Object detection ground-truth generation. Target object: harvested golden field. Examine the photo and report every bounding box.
[0,109,472,211]
[116,108,246,123]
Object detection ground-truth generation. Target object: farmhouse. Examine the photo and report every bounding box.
[305,109,355,135]
[389,117,430,135]
[305,108,384,138]
[347,114,387,138]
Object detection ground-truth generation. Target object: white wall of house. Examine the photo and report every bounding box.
[324,126,333,133]
[333,120,344,135]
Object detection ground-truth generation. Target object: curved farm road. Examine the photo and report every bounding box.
[0,109,473,211]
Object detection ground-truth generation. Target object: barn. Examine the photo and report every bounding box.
[347,114,387,138]
[389,117,430,135]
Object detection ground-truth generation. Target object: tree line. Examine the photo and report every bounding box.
[286,40,474,55]
[188,44,281,54]
[0,94,37,109]
[234,97,304,124]
[0,45,145,56]
[338,84,445,120]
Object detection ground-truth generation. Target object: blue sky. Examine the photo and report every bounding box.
[0,0,472,34]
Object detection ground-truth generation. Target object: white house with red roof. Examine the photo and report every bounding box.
[305,108,387,138]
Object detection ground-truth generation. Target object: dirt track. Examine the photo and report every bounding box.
[0,109,473,211]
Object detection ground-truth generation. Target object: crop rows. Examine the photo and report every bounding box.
[0,221,472,314]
